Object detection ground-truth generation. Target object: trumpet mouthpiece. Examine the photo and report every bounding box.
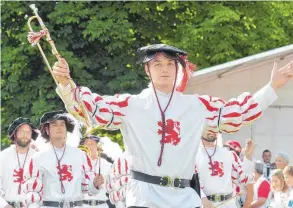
[30,4,38,12]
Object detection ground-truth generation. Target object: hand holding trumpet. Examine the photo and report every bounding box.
[52,58,71,86]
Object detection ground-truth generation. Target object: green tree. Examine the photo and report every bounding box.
[2,1,293,149]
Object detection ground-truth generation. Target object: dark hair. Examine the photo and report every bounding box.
[263,149,271,155]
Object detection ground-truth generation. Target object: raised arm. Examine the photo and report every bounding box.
[199,61,292,134]
[52,58,130,130]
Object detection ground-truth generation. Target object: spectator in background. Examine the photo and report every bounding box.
[283,166,293,207]
[268,169,291,208]
[275,152,290,170]
[262,150,276,180]
[250,161,270,208]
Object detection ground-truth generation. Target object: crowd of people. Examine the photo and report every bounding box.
[1,43,292,208]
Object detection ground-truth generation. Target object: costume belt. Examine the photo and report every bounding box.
[130,170,191,188]
[8,201,24,208]
[42,200,83,207]
[83,200,106,206]
[207,193,233,202]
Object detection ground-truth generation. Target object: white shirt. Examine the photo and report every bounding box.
[0,145,36,207]
[269,188,292,208]
[58,83,277,208]
[23,144,99,208]
[253,175,270,208]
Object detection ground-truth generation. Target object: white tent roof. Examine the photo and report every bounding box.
[187,44,293,86]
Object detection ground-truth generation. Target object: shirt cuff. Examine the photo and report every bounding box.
[253,84,278,111]
[89,180,100,195]
[243,157,254,174]
[56,82,76,95]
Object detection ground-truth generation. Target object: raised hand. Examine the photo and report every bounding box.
[244,138,256,160]
[270,61,293,90]
[52,58,71,86]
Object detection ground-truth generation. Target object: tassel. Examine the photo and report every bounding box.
[27,29,48,46]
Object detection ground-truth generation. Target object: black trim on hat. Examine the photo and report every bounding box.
[40,111,75,140]
[137,44,187,67]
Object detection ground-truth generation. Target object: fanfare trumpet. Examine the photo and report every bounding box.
[27,4,92,129]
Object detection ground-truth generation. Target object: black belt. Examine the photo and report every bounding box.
[8,201,24,208]
[130,170,191,188]
[42,200,83,207]
[83,200,106,206]
[207,193,233,202]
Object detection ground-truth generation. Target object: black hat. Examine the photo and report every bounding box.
[8,117,38,141]
[137,44,187,66]
[40,110,75,140]
[79,135,101,145]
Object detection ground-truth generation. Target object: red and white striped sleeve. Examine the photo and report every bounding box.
[22,158,43,207]
[56,83,131,130]
[198,84,277,134]
[231,151,253,186]
[106,155,130,206]
[81,152,100,195]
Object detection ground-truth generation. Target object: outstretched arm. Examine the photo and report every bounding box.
[200,62,292,135]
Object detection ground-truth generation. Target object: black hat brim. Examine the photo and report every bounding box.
[8,119,39,141]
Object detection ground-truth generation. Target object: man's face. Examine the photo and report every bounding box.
[47,120,67,140]
[262,151,271,163]
[275,156,288,170]
[15,124,32,148]
[83,138,98,159]
[145,53,177,89]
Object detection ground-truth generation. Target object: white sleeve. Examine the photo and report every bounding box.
[242,157,254,174]
[0,166,9,207]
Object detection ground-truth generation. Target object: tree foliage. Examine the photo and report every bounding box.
[2,1,293,148]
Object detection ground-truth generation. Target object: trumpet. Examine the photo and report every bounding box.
[27,4,92,129]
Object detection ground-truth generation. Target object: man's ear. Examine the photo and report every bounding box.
[46,126,50,137]
[145,64,150,77]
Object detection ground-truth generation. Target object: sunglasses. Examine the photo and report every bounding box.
[144,51,180,62]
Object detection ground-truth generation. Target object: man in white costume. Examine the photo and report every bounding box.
[23,111,104,208]
[197,133,255,208]
[0,117,39,208]
[52,44,292,208]
[80,135,112,208]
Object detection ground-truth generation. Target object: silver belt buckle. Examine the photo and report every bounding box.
[91,200,97,206]
[14,201,21,208]
[63,201,70,208]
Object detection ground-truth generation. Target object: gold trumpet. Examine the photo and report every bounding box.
[27,4,92,129]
